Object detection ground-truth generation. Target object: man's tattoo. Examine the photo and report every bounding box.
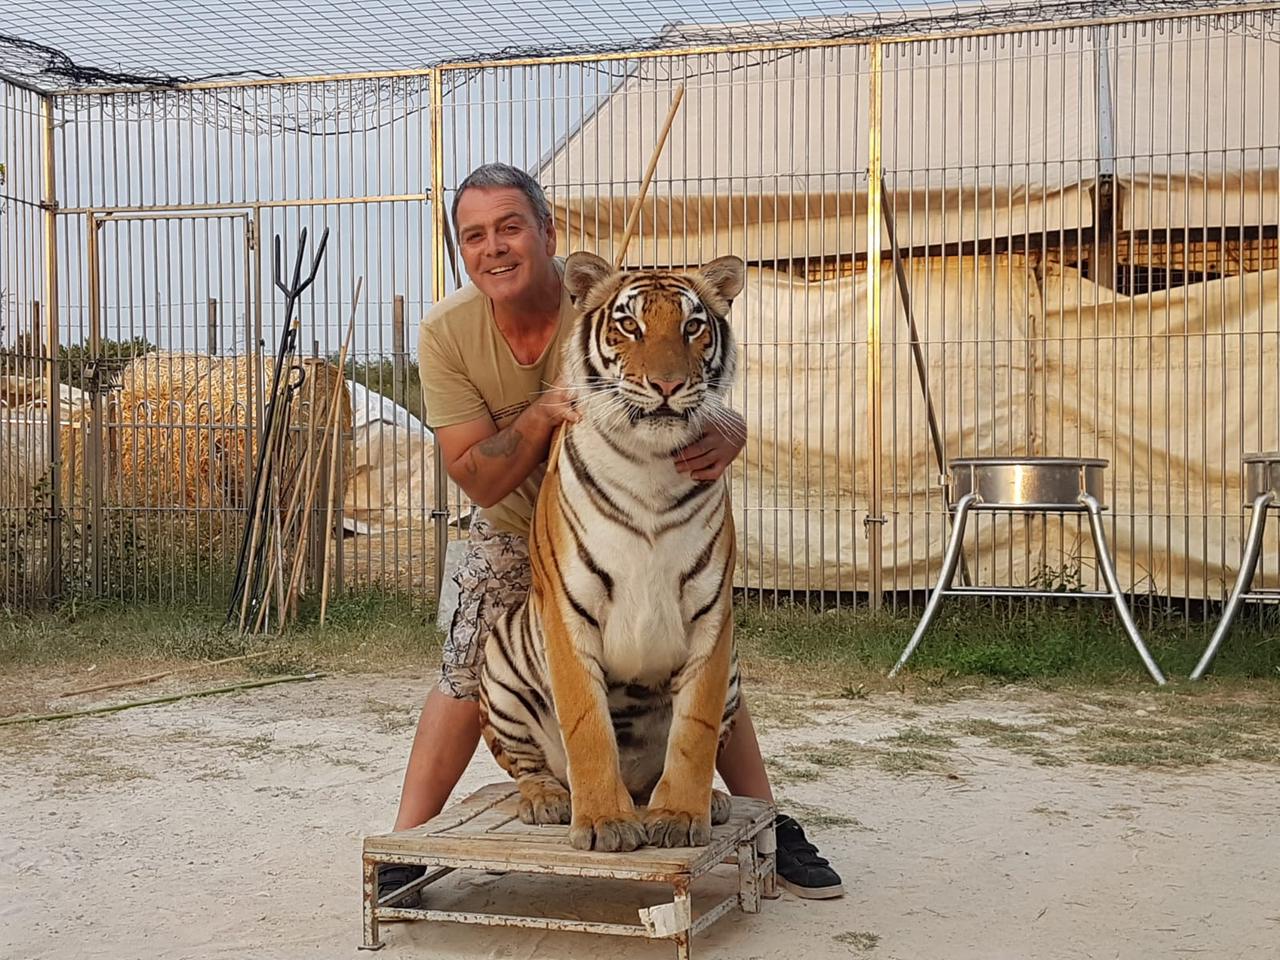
[478,428,523,459]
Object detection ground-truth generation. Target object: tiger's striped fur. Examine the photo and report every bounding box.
[477,252,746,852]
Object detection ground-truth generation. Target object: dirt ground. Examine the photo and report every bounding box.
[2,670,1278,960]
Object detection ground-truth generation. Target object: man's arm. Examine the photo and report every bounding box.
[437,385,578,508]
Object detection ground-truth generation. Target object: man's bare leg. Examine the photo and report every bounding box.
[714,697,843,899]
[715,699,774,802]
[392,688,483,830]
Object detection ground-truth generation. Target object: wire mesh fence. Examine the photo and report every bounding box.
[3,3,1279,614]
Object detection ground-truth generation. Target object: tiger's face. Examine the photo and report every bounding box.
[563,252,744,448]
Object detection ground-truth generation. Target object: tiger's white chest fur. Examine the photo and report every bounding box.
[556,424,726,686]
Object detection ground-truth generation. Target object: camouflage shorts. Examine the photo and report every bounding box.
[438,516,531,701]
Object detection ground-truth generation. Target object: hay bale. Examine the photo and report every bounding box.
[57,352,353,514]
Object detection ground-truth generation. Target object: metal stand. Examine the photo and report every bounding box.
[1192,452,1280,679]
[889,457,1167,686]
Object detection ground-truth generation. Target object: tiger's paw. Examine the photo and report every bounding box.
[569,812,647,852]
[518,783,572,825]
[644,808,712,848]
[710,788,732,826]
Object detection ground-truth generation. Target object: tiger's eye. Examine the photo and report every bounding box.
[619,318,641,336]
[684,319,703,337]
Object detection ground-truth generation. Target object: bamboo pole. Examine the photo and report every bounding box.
[281,278,362,631]
[613,84,686,269]
[2,674,325,727]
[318,282,365,626]
[56,651,273,699]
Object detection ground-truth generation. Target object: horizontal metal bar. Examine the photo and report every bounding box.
[373,907,655,937]
[0,71,50,96]
[1238,593,1280,602]
[944,588,1114,599]
[961,503,1104,514]
[375,865,454,908]
[689,895,739,936]
[89,211,251,223]
[57,194,430,216]
[58,68,438,97]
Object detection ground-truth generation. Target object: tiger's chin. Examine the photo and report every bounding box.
[613,405,705,450]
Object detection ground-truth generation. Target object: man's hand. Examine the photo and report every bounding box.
[674,410,747,482]
[531,376,581,428]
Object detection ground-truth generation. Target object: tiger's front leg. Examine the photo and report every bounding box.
[644,601,735,848]
[541,593,647,853]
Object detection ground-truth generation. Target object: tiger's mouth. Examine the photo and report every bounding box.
[627,401,690,424]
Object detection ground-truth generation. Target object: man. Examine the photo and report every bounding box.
[382,162,842,901]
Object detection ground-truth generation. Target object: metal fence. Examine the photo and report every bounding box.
[3,4,1279,613]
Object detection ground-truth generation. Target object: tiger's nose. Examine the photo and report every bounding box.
[651,378,685,397]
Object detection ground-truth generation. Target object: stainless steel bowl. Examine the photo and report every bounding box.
[950,456,1108,509]
[1242,452,1280,504]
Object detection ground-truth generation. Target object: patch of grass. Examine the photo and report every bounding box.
[1224,743,1280,763]
[735,599,1280,687]
[1084,743,1209,769]
[0,588,441,679]
[765,758,822,786]
[879,725,957,749]
[952,718,1036,737]
[876,749,950,774]
[777,799,868,830]
[791,738,878,769]
[227,734,275,760]
[52,751,153,787]
[1029,749,1068,767]
[833,931,881,952]
[780,737,952,779]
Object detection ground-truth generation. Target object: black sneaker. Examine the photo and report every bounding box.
[774,814,844,899]
[376,863,426,911]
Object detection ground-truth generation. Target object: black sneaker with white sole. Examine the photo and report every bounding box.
[774,814,845,899]
[376,863,426,911]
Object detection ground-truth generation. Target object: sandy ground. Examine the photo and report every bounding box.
[1,673,1277,960]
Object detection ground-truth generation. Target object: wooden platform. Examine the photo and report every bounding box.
[361,782,777,958]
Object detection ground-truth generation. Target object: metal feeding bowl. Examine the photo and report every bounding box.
[949,456,1108,510]
[1242,452,1280,504]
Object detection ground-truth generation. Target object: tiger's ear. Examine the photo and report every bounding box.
[564,251,615,304]
[698,256,746,305]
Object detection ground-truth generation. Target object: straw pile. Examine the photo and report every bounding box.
[58,352,353,519]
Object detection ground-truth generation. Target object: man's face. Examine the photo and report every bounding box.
[455,187,557,307]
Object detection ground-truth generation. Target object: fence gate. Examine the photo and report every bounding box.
[73,210,256,602]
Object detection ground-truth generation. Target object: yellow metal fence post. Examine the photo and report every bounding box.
[864,41,885,611]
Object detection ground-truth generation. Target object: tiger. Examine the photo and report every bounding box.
[476,251,746,853]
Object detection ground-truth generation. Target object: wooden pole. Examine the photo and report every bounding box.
[613,84,685,270]
[281,279,361,630]
[56,650,273,698]
[318,280,364,627]
[207,298,218,355]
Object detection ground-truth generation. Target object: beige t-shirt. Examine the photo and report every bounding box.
[418,275,576,539]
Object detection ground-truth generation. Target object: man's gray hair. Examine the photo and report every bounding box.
[451,163,552,235]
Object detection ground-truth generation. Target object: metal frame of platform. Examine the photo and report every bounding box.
[360,783,777,959]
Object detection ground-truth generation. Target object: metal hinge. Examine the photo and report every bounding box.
[246,219,256,250]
